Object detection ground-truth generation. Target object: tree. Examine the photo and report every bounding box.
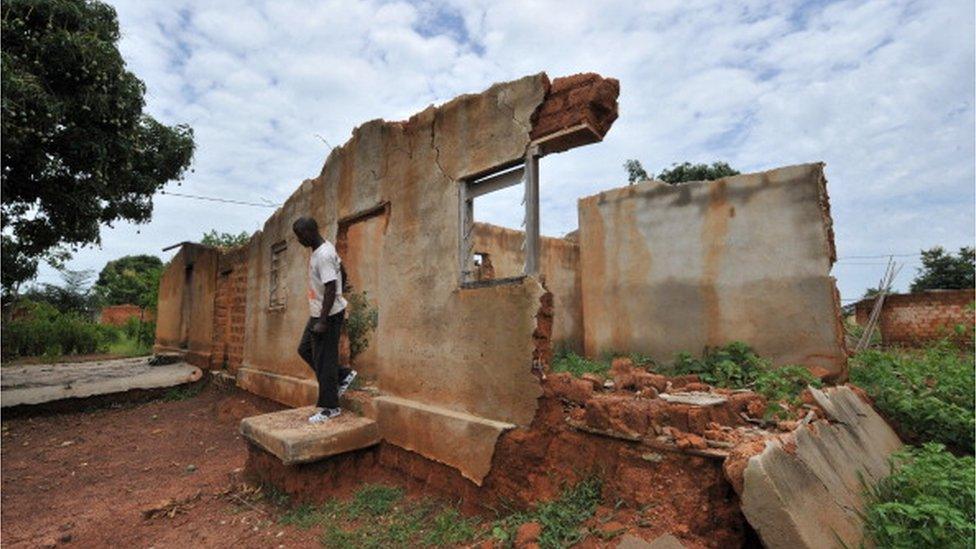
[1,0,195,295]
[622,160,739,185]
[201,230,250,248]
[623,159,649,184]
[656,161,740,184]
[910,247,975,293]
[21,268,99,317]
[94,254,163,308]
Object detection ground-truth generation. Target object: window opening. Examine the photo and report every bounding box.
[269,241,287,308]
[459,145,540,286]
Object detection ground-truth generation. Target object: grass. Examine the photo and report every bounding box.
[491,478,602,548]
[276,484,478,548]
[850,340,974,452]
[106,333,153,357]
[864,443,975,548]
[162,382,205,401]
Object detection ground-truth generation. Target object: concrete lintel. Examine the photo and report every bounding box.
[240,406,380,465]
[374,395,515,485]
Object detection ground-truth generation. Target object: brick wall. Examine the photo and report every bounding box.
[855,289,975,347]
[99,304,154,326]
[211,245,249,371]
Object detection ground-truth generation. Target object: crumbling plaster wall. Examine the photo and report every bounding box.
[153,244,218,367]
[578,163,847,380]
[472,222,583,352]
[238,74,564,482]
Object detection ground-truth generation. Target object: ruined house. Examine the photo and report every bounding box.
[154,73,886,547]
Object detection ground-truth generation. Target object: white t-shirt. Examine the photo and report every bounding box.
[307,241,347,318]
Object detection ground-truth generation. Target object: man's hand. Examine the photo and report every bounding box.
[312,320,328,333]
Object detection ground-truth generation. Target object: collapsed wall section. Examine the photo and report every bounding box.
[578,164,847,380]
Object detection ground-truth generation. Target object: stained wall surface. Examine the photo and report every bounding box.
[235,74,595,483]
[153,244,219,367]
[578,164,847,379]
[471,222,583,352]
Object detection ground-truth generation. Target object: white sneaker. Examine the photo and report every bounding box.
[338,370,358,397]
[308,407,341,424]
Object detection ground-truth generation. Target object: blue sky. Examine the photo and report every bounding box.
[35,0,975,302]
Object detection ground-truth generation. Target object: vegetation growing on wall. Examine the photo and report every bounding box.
[345,291,378,362]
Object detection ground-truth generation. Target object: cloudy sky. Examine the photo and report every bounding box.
[36,0,975,301]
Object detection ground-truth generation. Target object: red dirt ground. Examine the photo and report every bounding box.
[0,383,328,549]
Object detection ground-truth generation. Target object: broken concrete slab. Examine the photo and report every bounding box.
[658,392,728,406]
[1,357,202,407]
[373,395,516,485]
[738,385,902,549]
[239,406,380,465]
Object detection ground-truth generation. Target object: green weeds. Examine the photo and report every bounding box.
[850,341,974,452]
[491,478,602,548]
[864,444,975,548]
[551,348,610,378]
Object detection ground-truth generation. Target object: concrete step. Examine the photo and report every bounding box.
[239,406,380,465]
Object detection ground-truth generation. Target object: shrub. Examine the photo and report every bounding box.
[850,342,974,452]
[1,299,111,360]
[864,443,975,548]
[345,291,378,363]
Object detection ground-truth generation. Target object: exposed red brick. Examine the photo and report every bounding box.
[99,304,154,326]
[854,289,974,347]
[530,73,620,142]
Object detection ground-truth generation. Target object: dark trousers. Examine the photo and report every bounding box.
[297,312,348,409]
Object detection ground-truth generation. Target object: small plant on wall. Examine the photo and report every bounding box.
[346,291,378,363]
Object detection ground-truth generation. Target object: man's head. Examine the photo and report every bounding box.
[292,217,321,248]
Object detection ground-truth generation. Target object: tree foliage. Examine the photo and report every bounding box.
[21,268,99,317]
[623,159,649,184]
[656,161,740,184]
[623,159,739,185]
[910,247,975,293]
[201,230,250,248]
[94,254,163,308]
[1,0,195,293]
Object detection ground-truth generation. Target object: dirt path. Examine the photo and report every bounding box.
[1,383,324,548]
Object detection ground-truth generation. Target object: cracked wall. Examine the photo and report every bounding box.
[232,73,618,483]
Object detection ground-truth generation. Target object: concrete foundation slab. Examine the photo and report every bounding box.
[239,406,380,465]
[739,386,902,549]
[1,357,202,407]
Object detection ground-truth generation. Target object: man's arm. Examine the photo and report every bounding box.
[312,281,337,332]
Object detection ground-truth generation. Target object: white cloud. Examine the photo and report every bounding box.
[35,0,974,301]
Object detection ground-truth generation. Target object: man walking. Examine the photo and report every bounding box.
[293,217,356,423]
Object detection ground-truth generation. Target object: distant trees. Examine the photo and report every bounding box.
[201,230,250,248]
[623,160,739,185]
[910,247,975,293]
[1,0,195,295]
[95,255,164,309]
